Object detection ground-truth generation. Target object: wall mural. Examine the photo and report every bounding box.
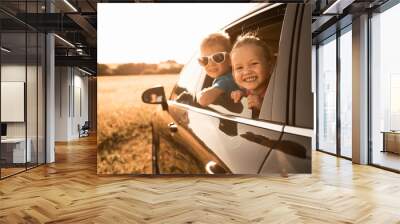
[97,3,313,175]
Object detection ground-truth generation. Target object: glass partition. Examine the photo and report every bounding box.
[1,31,28,177]
[27,30,38,169]
[0,1,46,179]
[26,0,39,169]
[339,27,352,158]
[370,3,400,171]
[317,35,337,155]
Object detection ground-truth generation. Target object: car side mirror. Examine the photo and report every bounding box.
[142,85,168,110]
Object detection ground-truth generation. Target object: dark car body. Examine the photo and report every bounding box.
[142,3,313,174]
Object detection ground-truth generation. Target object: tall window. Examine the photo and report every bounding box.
[317,35,337,154]
[370,2,400,171]
[339,27,352,158]
[390,75,400,130]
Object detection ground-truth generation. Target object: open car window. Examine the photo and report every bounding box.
[258,4,309,126]
[197,4,286,120]
[170,52,203,105]
[171,4,290,123]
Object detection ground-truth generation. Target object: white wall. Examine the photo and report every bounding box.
[1,65,38,138]
[1,65,26,140]
[55,66,89,141]
[55,66,69,141]
[1,63,46,163]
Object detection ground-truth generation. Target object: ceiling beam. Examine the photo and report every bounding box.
[67,13,97,39]
[55,55,96,68]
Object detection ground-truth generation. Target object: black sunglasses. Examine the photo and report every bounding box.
[198,52,228,66]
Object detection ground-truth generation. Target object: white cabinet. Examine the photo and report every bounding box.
[1,138,32,163]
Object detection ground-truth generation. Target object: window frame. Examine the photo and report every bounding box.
[315,21,353,160]
[0,1,47,180]
[176,4,286,122]
[368,0,400,173]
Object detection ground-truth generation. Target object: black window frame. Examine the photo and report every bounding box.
[0,1,47,180]
[315,17,353,161]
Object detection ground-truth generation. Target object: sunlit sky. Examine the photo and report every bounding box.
[98,3,259,65]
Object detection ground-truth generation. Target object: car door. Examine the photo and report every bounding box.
[260,3,313,173]
[153,3,312,174]
[153,54,276,174]
[151,53,219,174]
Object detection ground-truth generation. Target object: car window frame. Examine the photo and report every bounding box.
[171,3,288,124]
[169,99,285,132]
[203,4,286,122]
[169,52,203,103]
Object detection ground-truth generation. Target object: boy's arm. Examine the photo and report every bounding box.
[197,87,224,107]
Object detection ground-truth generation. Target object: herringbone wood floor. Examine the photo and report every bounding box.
[1,135,400,223]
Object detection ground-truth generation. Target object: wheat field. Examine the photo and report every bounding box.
[97,74,178,174]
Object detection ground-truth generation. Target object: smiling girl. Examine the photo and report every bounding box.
[230,32,274,118]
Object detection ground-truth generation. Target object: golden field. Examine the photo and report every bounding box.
[97,74,178,174]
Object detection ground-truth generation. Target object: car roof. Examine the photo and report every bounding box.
[221,3,283,31]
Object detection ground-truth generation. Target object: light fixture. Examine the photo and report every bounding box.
[1,47,11,53]
[78,67,93,76]
[63,0,78,12]
[54,34,75,48]
[76,48,86,56]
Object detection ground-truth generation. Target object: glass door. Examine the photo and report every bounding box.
[317,35,337,155]
[0,1,47,179]
[1,30,28,178]
[370,2,400,171]
[339,26,352,158]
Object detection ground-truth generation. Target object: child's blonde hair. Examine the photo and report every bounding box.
[231,31,273,63]
[200,32,232,52]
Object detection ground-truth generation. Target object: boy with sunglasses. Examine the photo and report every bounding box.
[197,32,238,107]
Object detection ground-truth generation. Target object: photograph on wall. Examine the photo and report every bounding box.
[97,3,313,175]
